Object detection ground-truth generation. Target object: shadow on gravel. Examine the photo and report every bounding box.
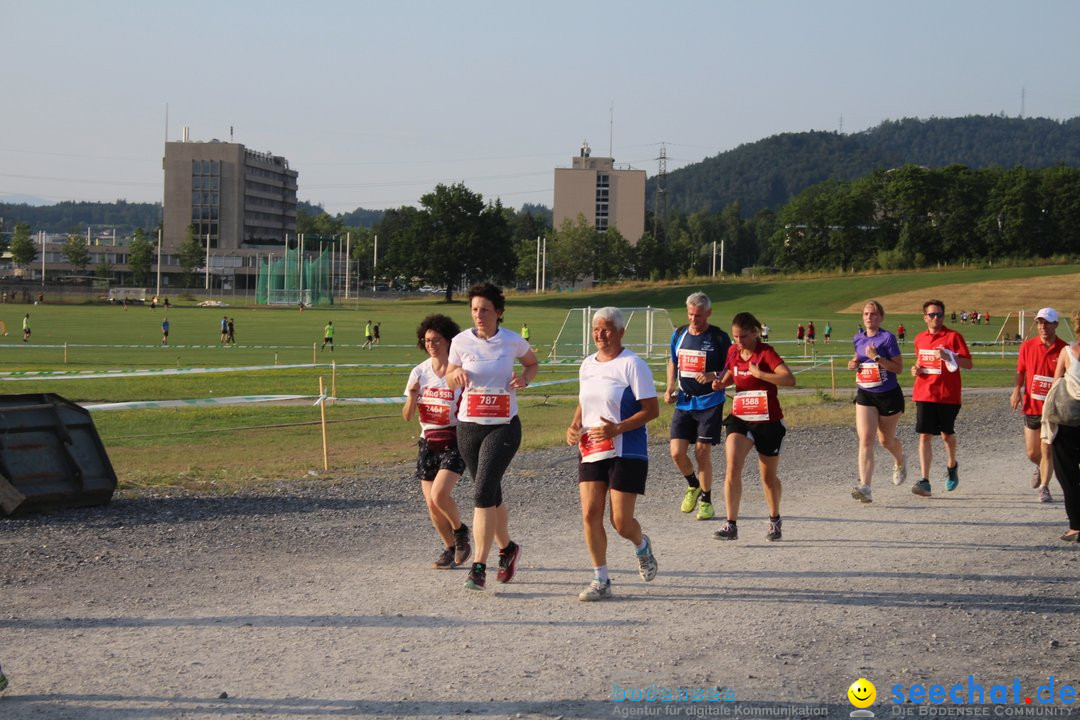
[1,495,403,527]
[0,694,859,718]
[0,613,643,630]
[630,586,1080,613]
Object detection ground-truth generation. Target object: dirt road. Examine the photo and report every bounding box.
[1,391,1078,719]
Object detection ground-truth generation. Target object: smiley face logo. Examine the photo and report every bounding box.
[848,678,876,708]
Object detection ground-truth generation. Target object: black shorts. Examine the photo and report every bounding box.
[578,457,648,495]
[1024,413,1042,431]
[670,405,725,445]
[915,402,961,436]
[854,386,905,417]
[722,416,787,457]
[415,438,466,481]
[324,336,333,343]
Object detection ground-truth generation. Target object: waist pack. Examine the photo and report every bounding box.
[423,427,458,452]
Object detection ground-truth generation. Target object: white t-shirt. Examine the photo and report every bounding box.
[404,358,461,435]
[448,327,532,424]
[578,348,656,461]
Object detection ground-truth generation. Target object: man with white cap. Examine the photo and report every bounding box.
[1010,307,1067,502]
[910,299,973,497]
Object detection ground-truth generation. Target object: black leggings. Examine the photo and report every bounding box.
[457,417,522,509]
[1052,423,1080,531]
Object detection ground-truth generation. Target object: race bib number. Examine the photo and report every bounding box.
[1030,374,1054,402]
[678,349,707,378]
[418,398,452,427]
[855,363,883,389]
[732,390,769,422]
[464,387,511,425]
[917,349,942,375]
[578,431,617,463]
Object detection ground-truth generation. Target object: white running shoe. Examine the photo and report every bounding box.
[893,461,908,486]
[578,578,612,601]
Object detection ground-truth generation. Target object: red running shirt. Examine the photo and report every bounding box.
[1016,336,1067,416]
[912,326,970,405]
[725,342,785,422]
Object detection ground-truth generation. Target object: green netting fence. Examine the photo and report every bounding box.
[255,246,333,306]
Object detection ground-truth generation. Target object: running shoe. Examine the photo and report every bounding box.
[851,484,873,503]
[464,563,486,590]
[911,478,932,497]
[1039,485,1053,503]
[945,463,960,492]
[0,666,7,693]
[496,542,521,583]
[433,546,457,569]
[1030,468,1042,489]
[765,518,783,542]
[453,526,472,566]
[636,534,658,582]
[893,461,908,486]
[696,500,715,521]
[680,486,702,513]
[578,578,612,601]
[713,520,738,541]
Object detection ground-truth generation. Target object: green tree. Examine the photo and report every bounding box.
[384,183,513,302]
[10,222,37,270]
[127,227,154,286]
[95,257,114,284]
[61,234,91,273]
[178,224,205,288]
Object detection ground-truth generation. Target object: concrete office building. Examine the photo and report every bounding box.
[553,141,646,244]
[162,132,298,287]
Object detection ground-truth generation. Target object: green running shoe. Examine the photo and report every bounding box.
[680,486,702,513]
[696,500,715,520]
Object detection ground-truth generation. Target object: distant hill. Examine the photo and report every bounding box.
[649,115,1080,215]
[0,200,161,234]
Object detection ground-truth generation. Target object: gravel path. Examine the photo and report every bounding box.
[1,390,1078,719]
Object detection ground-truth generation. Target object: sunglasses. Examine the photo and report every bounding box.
[925,312,944,318]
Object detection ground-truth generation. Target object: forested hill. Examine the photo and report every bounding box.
[650,115,1080,216]
[0,200,162,234]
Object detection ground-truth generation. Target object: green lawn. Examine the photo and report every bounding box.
[3,264,1074,489]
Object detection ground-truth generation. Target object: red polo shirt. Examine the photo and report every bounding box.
[913,326,971,405]
[1017,336,1067,416]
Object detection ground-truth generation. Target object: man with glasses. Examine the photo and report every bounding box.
[911,300,973,496]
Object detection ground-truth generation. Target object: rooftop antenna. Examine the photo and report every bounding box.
[230,125,234,142]
[609,101,614,158]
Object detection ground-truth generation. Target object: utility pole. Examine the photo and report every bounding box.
[653,143,668,247]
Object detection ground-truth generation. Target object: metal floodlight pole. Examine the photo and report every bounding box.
[345,232,351,299]
[204,233,210,291]
[535,235,540,293]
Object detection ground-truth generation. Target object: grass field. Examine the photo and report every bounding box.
[3,263,1077,489]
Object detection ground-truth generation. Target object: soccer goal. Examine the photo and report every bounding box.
[549,307,675,361]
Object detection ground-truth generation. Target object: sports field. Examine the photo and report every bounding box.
[2,264,1076,488]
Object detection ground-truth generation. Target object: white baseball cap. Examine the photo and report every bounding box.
[1036,307,1059,323]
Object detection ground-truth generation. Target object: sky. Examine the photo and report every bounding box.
[2,0,1079,214]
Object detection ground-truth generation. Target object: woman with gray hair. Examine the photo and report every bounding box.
[567,307,660,600]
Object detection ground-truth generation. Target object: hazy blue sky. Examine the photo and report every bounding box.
[2,0,1079,213]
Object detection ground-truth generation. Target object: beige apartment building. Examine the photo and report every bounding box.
[160,134,298,287]
[553,142,646,244]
